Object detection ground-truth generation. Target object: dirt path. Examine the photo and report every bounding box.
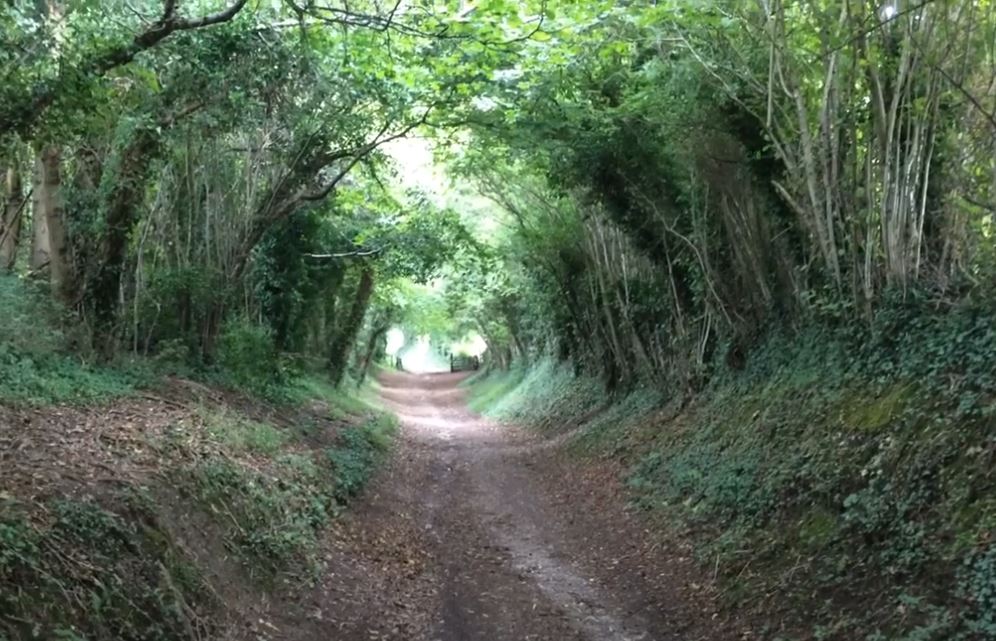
[307,370,743,641]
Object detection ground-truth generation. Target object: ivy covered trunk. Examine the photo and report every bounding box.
[328,265,375,387]
[357,322,390,385]
[89,127,160,350]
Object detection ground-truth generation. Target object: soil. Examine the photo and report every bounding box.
[268,371,749,641]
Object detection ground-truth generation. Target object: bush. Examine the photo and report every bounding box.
[215,318,285,394]
[326,415,398,503]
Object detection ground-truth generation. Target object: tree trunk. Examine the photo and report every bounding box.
[328,265,375,387]
[357,323,389,385]
[30,158,50,272]
[35,148,74,303]
[1,168,24,271]
[90,127,160,348]
[30,148,75,302]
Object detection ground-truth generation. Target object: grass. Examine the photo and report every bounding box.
[201,407,289,455]
[286,373,380,418]
[186,410,397,576]
[183,373,396,576]
[465,360,601,430]
[462,366,527,414]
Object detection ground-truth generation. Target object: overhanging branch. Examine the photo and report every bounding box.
[1,0,249,139]
[299,107,433,203]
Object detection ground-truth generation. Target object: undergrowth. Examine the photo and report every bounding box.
[0,275,372,407]
[184,407,397,578]
[0,274,147,404]
[469,297,996,641]
[0,494,215,641]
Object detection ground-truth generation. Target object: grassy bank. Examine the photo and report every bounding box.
[467,300,996,641]
[0,376,396,640]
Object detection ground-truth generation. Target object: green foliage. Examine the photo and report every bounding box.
[134,266,223,362]
[0,497,214,641]
[326,415,398,503]
[0,275,141,404]
[215,318,286,396]
[960,548,996,638]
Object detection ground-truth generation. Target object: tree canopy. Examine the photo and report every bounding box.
[1,0,995,388]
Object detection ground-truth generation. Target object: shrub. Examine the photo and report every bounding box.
[326,415,398,502]
[215,318,284,394]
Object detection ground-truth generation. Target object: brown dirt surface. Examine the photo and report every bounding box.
[289,370,750,641]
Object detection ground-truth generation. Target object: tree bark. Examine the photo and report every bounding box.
[357,322,389,385]
[30,158,50,272]
[35,148,75,303]
[1,168,24,271]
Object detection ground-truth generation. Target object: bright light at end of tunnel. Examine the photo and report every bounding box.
[402,336,450,374]
[385,328,405,356]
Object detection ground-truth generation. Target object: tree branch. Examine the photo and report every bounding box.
[299,107,432,203]
[304,247,383,259]
[0,0,249,139]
